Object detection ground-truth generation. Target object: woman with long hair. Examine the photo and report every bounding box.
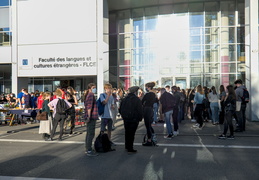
[65,86,78,135]
[142,82,157,146]
[193,85,205,128]
[218,85,236,139]
[188,89,195,121]
[208,86,219,125]
[84,83,99,156]
[219,85,226,124]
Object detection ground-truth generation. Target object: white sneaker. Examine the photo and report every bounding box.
[191,119,196,122]
[193,123,199,128]
[173,131,179,136]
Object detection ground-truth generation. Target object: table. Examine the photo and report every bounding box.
[0,109,38,126]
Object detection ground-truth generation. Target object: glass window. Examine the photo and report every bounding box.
[109,50,117,66]
[0,7,9,29]
[109,13,117,34]
[118,19,131,33]
[145,16,157,31]
[190,51,202,62]
[189,13,204,27]
[221,63,236,73]
[132,8,144,19]
[119,50,131,65]
[204,63,219,73]
[118,33,131,49]
[109,35,117,50]
[205,12,219,27]
[237,27,245,43]
[133,18,144,32]
[0,0,10,6]
[237,44,245,62]
[221,27,235,43]
[237,1,245,25]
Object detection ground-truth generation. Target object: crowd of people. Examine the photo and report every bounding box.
[0,78,249,156]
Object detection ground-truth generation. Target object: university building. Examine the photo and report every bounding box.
[0,0,258,121]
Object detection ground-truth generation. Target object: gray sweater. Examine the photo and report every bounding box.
[235,85,245,102]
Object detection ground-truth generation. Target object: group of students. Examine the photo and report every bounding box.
[32,79,248,157]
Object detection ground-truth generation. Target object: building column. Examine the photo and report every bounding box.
[245,0,259,121]
[97,0,104,95]
[11,0,18,95]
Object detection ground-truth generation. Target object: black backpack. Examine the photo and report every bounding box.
[119,95,134,120]
[241,88,250,104]
[56,99,69,115]
[94,132,112,152]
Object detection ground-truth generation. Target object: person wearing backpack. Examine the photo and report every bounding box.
[234,79,248,132]
[171,86,181,136]
[84,83,99,156]
[47,89,72,141]
[119,86,143,154]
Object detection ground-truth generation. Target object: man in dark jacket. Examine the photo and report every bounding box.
[119,86,143,154]
[160,88,175,139]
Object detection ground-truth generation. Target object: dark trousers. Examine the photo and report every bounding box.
[172,107,179,131]
[189,104,194,119]
[219,102,225,124]
[236,104,247,131]
[195,104,204,127]
[124,121,139,150]
[50,113,66,139]
[143,107,154,139]
[223,111,234,136]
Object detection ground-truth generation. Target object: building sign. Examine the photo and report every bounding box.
[18,43,97,77]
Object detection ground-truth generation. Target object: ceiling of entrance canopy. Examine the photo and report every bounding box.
[108,0,202,11]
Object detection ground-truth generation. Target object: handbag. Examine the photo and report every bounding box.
[36,111,48,121]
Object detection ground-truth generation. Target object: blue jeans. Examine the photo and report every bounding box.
[164,110,173,135]
[153,103,159,123]
[210,102,219,123]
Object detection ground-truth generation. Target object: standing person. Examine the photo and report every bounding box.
[181,89,187,121]
[142,82,156,146]
[219,85,226,124]
[159,88,174,139]
[16,88,24,109]
[99,83,115,144]
[39,92,52,140]
[65,86,78,135]
[37,92,44,109]
[193,85,205,129]
[208,86,220,125]
[152,89,159,124]
[188,89,195,122]
[47,89,72,141]
[218,85,236,139]
[84,83,99,156]
[111,88,119,130]
[171,86,180,136]
[30,92,37,109]
[120,86,143,154]
[22,89,31,108]
[234,79,247,132]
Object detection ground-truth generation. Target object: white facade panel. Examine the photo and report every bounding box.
[17,0,96,44]
[0,46,11,63]
[18,42,97,77]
